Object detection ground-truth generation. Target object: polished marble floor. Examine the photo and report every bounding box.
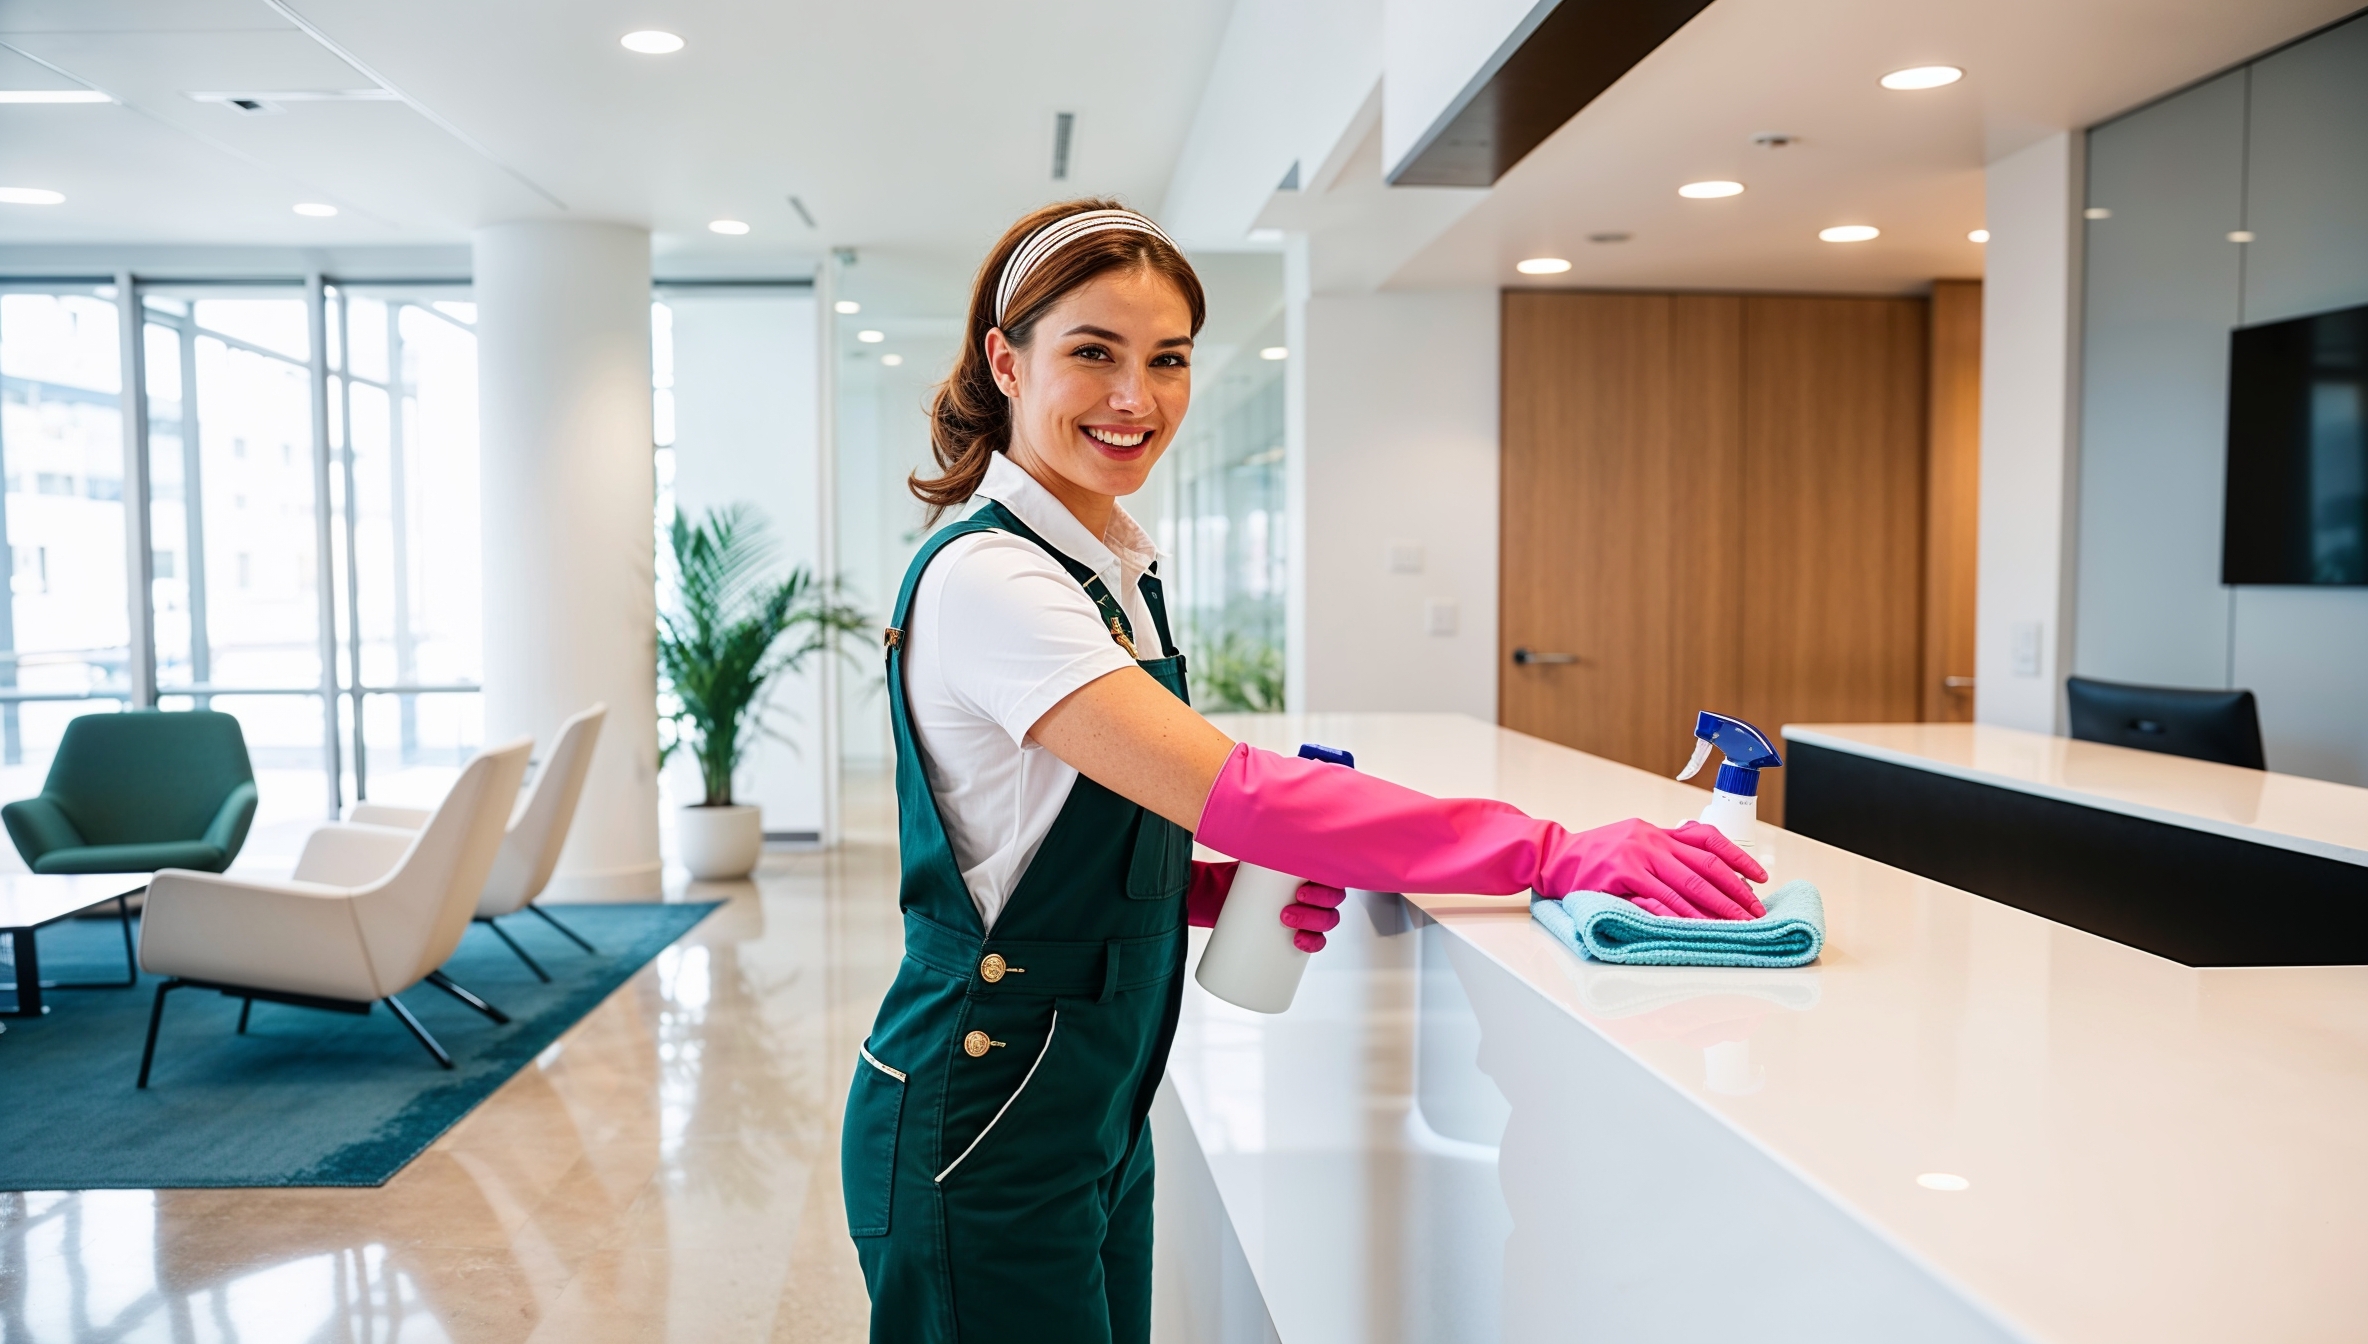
[0,831,905,1342]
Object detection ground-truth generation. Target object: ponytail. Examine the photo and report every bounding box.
[911,198,1205,521]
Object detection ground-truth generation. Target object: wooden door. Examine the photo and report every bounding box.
[1728,295,1929,822]
[1499,292,1742,779]
[1500,291,1929,824]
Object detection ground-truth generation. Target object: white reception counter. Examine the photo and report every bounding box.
[1150,713,2368,1344]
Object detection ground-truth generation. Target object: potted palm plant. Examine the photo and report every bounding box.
[658,505,867,880]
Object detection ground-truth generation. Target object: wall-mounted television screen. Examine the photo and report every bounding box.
[2224,300,2368,585]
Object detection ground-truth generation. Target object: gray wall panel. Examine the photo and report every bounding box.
[2243,17,2368,325]
[2074,72,2245,691]
[2076,13,2368,786]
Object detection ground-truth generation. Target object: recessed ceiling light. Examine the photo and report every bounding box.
[1259,346,1288,361]
[881,353,904,367]
[0,90,111,104]
[1516,257,1572,275]
[856,329,884,344]
[834,299,861,314]
[1968,229,1990,243]
[0,187,65,205]
[1819,225,1880,243]
[1916,1172,1971,1191]
[293,202,338,217]
[2227,230,2255,243]
[1880,65,1963,90]
[1678,180,1744,199]
[620,30,685,54]
[708,219,749,235]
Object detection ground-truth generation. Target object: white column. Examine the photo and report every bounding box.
[1974,132,2085,735]
[474,220,661,899]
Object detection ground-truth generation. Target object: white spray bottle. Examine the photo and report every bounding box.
[1674,711,1784,848]
[1194,743,1356,1015]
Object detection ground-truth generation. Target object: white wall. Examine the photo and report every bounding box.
[664,290,826,837]
[1974,132,2083,735]
[1289,283,1499,718]
[1159,0,1383,248]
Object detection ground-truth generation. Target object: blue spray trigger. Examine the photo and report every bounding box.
[1690,712,1781,770]
[1297,743,1355,768]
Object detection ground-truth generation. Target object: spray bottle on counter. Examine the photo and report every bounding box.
[1674,712,1783,848]
[1194,743,1357,1015]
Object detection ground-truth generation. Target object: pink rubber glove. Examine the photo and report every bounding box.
[1194,744,1767,920]
[1187,859,1348,952]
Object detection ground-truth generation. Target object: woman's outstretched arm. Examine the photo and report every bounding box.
[1027,666,1768,920]
[1028,665,1237,830]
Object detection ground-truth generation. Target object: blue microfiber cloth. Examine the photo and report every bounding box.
[1531,880,1824,967]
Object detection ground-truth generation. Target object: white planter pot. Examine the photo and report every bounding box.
[678,804,763,881]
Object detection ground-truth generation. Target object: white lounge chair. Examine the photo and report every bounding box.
[134,738,533,1086]
[350,703,607,981]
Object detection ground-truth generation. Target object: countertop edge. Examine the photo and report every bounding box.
[1779,725,2368,869]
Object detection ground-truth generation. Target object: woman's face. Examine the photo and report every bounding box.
[990,266,1193,507]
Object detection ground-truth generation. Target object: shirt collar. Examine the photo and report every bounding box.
[974,451,1157,589]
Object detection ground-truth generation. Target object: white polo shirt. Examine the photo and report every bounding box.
[901,452,1164,931]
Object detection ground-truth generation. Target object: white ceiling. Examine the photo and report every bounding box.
[3,0,2359,311]
[1388,0,2364,293]
[0,0,1233,294]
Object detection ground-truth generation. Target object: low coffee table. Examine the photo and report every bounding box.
[0,873,148,1018]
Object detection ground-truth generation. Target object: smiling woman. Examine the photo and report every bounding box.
[842,199,1769,1344]
[909,198,1204,522]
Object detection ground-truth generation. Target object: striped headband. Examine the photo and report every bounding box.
[994,208,1179,325]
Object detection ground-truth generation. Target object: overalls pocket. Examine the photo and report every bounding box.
[842,1044,907,1237]
[936,1005,1061,1184]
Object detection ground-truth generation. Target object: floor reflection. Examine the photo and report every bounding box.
[0,834,902,1343]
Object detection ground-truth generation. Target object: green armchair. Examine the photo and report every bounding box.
[3,710,258,875]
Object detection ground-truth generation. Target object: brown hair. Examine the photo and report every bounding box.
[911,198,1207,520]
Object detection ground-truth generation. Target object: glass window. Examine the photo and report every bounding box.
[335,289,483,809]
[0,289,132,808]
[0,278,484,874]
[143,287,330,860]
[1158,322,1287,711]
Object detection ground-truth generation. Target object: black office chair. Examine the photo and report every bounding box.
[2066,677,2265,769]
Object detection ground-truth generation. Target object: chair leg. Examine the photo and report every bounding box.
[478,918,550,982]
[527,903,598,954]
[50,894,143,991]
[236,997,253,1034]
[115,894,138,986]
[382,995,454,1069]
[424,970,510,1025]
[137,979,185,1088]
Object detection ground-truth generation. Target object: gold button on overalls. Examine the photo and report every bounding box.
[979,953,1008,983]
[962,1030,1003,1058]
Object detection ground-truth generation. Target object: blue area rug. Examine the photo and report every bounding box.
[0,901,717,1190]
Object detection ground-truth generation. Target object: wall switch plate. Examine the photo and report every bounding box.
[2011,621,2044,678]
[1425,600,1459,636]
[1389,542,1425,574]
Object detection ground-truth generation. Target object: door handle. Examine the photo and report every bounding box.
[1942,676,1975,690]
[1511,647,1579,666]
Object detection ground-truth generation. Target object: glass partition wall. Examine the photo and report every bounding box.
[0,277,481,870]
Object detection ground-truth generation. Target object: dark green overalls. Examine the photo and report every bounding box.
[842,500,1194,1344]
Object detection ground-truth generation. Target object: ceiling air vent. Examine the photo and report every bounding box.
[1051,112,1075,181]
[188,89,399,116]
